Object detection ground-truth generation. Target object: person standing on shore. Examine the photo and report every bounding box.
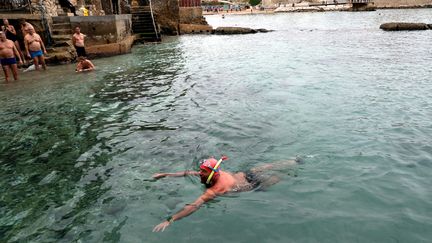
[2,19,25,65]
[0,31,23,82]
[20,19,34,37]
[72,26,86,57]
[24,28,47,70]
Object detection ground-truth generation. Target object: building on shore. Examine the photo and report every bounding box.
[262,0,432,8]
[0,0,136,63]
[1,0,212,63]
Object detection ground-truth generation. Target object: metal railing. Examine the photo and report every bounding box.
[0,0,32,12]
[350,0,372,3]
[148,0,160,40]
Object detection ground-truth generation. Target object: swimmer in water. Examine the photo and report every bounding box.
[152,156,299,232]
[75,56,95,72]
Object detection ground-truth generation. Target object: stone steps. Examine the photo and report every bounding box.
[131,5,160,42]
[52,34,71,43]
[52,23,72,29]
[131,6,151,11]
[52,16,71,24]
[46,45,71,52]
[50,17,73,47]
[133,26,156,32]
[52,29,72,35]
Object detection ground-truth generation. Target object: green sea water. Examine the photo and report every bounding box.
[1,9,431,243]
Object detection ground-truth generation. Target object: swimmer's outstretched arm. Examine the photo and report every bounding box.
[153,189,216,232]
[152,171,199,179]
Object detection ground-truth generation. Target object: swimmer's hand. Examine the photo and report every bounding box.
[152,220,171,232]
[152,173,167,180]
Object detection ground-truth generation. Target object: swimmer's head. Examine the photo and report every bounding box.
[199,158,220,187]
[77,56,86,62]
[75,26,80,33]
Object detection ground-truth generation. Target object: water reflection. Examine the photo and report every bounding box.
[0,41,190,242]
[1,9,432,243]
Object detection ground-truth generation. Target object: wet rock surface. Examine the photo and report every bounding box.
[380,22,430,31]
[213,27,273,35]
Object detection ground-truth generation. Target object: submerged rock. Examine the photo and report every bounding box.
[380,22,430,31]
[213,27,272,35]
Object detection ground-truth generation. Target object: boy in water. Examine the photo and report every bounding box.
[0,31,23,82]
[24,28,47,70]
[75,56,95,72]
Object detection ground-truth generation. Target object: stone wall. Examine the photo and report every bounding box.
[31,0,60,16]
[29,0,87,16]
[373,0,432,7]
[179,7,211,34]
[69,15,132,45]
[152,0,180,35]
[179,7,207,25]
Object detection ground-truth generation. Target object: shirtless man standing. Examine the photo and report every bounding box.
[72,26,86,57]
[152,156,299,232]
[24,28,47,70]
[0,31,23,82]
[2,19,25,64]
[20,19,34,37]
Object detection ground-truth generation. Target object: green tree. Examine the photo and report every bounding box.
[249,0,261,6]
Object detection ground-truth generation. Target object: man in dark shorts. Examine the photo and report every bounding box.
[152,156,299,232]
[0,31,22,82]
[2,19,25,64]
[72,26,86,57]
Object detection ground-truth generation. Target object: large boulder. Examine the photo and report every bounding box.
[214,27,257,35]
[380,22,429,31]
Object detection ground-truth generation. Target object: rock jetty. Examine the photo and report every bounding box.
[213,27,272,35]
[380,22,431,31]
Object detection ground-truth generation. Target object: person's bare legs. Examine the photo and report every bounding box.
[33,57,39,70]
[39,55,46,70]
[245,159,300,191]
[2,65,10,82]
[11,63,18,80]
[250,159,298,174]
[14,41,25,66]
[258,175,282,191]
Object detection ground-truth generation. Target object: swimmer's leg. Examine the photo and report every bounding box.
[39,55,46,70]
[250,158,299,173]
[11,63,18,80]
[2,65,10,82]
[33,57,40,70]
[257,174,281,191]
